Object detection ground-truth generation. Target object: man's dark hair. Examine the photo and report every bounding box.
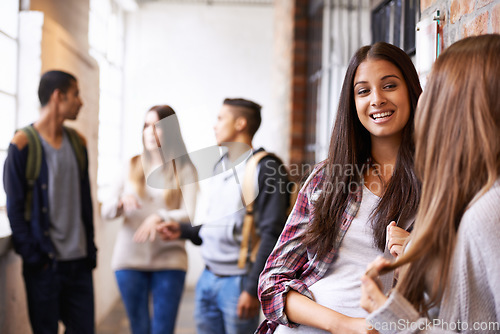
[223,98,262,138]
[38,70,77,107]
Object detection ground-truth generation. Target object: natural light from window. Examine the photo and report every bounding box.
[89,0,126,202]
[0,0,19,237]
[0,0,19,210]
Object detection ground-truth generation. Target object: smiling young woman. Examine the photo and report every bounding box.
[353,59,410,143]
[257,42,422,334]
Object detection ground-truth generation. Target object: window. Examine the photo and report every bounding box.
[372,0,420,54]
[0,0,19,209]
[89,0,126,201]
[313,0,372,162]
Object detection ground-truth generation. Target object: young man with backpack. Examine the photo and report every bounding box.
[3,70,97,334]
[157,98,291,334]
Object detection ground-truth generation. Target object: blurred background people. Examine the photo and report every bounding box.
[101,105,197,334]
[4,70,97,334]
[157,98,290,334]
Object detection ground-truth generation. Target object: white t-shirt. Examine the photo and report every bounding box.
[275,186,395,333]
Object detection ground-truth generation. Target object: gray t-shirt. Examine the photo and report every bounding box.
[40,131,87,260]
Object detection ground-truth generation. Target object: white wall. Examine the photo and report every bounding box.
[123,2,275,155]
[9,0,120,328]
[122,2,275,287]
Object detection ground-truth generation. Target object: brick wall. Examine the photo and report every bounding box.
[271,0,294,165]
[289,0,309,169]
[286,0,499,174]
[421,0,500,47]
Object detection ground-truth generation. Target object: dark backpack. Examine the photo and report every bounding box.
[19,125,86,221]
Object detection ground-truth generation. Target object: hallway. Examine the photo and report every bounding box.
[97,288,196,334]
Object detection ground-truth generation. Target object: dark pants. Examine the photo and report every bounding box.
[23,258,95,334]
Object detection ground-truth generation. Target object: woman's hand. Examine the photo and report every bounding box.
[133,213,162,243]
[118,194,141,214]
[361,257,390,314]
[386,221,410,258]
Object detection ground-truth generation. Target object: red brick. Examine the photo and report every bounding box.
[294,89,307,99]
[420,0,436,11]
[291,107,304,116]
[289,151,304,164]
[290,135,305,143]
[290,141,305,150]
[293,39,307,48]
[462,12,489,37]
[450,0,460,24]
[451,0,474,24]
[291,124,304,134]
[493,3,500,33]
[292,49,306,58]
[294,112,306,123]
[291,103,305,112]
[476,0,494,9]
[460,0,474,15]
[295,0,308,9]
[290,142,304,151]
[293,54,307,65]
[294,15,306,24]
[292,83,306,91]
[293,75,307,86]
[292,102,306,112]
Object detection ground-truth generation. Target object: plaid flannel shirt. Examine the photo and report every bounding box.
[257,163,363,333]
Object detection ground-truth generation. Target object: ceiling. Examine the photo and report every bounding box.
[135,0,274,5]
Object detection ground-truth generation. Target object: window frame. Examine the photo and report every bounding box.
[89,0,126,202]
[371,0,420,55]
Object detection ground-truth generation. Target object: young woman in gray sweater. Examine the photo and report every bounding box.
[360,34,500,334]
[101,105,197,334]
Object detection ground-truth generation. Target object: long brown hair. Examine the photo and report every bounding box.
[305,42,422,258]
[386,34,500,314]
[129,105,193,209]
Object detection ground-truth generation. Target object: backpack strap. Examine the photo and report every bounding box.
[63,126,86,176]
[19,125,43,221]
[18,125,86,221]
[238,151,275,269]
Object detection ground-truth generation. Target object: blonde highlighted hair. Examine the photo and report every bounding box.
[386,34,500,314]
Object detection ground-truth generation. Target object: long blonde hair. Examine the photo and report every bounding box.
[129,105,194,210]
[386,34,500,314]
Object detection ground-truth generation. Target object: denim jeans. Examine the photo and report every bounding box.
[195,268,260,334]
[23,258,95,334]
[115,269,186,334]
